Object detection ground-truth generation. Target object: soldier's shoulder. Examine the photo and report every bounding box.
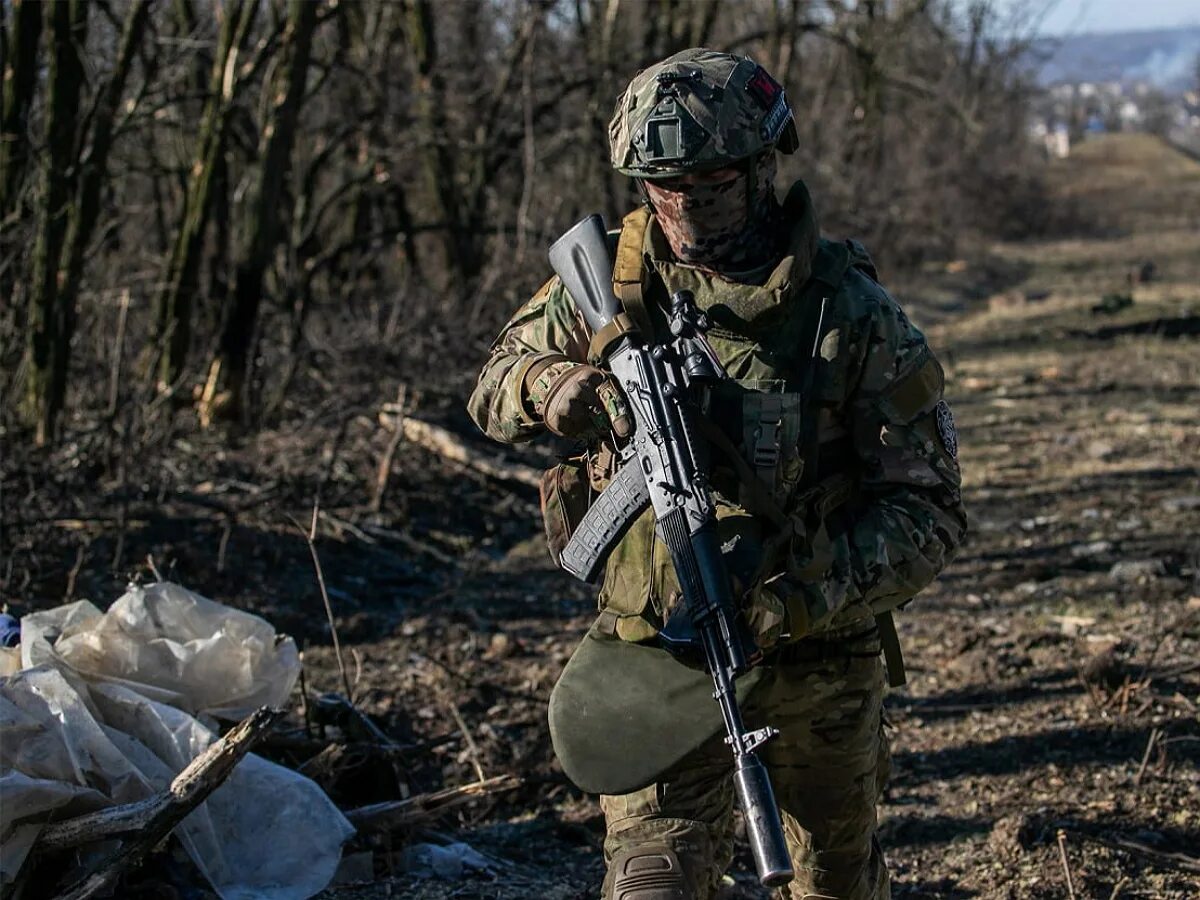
[525,273,573,312]
[814,237,892,321]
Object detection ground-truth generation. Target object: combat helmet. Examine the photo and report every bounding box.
[609,48,799,179]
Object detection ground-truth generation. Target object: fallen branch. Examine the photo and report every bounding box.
[372,385,408,512]
[293,503,354,702]
[313,692,398,747]
[444,698,486,783]
[378,409,540,488]
[49,707,283,899]
[262,729,459,761]
[357,522,456,566]
[1057,823,1200,875]
[345,773,521,833]
[1134,726,1162,786]
[1056,829,1077,900]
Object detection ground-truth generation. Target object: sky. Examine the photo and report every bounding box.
[1003,0,1200,36]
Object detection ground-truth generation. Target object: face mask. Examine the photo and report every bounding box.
[644,154,781,271]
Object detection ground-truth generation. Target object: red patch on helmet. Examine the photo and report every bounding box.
[746,67,782,109]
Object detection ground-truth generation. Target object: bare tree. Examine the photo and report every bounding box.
[403,0,478,291]
[154,0,257,394]
[51,0,155,426]
[0,0,42,218]
[23,0,89,445]
[199,0,321,425]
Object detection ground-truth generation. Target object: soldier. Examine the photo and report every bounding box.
[469,48,966,900]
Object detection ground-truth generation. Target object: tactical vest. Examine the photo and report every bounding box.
[597,193,886,643]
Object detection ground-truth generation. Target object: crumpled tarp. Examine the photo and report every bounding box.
[0,582,355,899]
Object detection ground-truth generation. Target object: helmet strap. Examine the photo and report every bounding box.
[636,179,656,214]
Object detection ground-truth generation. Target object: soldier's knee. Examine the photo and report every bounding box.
[607,843,688,899]
[603,815,726,899]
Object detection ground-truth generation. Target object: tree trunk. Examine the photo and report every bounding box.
[154,0,256,394]
[404,0,477,292]
[23,0,88,445]
[0,0,43,217]
[200,0,320,426]
[0,0,44,319]
[54,0,153,419]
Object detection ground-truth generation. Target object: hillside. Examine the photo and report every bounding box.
[1033,26,1200,91]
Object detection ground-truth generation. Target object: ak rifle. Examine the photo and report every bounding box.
[547,214,794,888]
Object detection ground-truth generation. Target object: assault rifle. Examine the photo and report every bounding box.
[548,215,794,888]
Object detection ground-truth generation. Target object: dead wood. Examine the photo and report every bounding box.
[378,408,541,488]
[344,773,522,833]
[313,691,400,747]
[1060,825,1200,875]
[372,385,409,512]
[263,730,459,764]
[296,503,354,702]
[356,522,457,566]
[48,706,283,899]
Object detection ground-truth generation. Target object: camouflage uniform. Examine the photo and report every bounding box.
[468,48,965,900]
[600,633,890,900]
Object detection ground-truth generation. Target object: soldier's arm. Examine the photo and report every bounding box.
[467,277,591,444]
[787,278,967,632]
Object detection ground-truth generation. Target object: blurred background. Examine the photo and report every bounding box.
[1,0,1196,441]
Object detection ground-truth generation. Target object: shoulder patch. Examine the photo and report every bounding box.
[885,352,943,421]
[936,400,958,459]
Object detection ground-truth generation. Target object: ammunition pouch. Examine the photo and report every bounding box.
[538,456,591,564]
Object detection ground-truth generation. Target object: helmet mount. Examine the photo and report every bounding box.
[609,48,799,181]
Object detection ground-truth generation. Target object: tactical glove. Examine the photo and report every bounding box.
[526,361,632,441]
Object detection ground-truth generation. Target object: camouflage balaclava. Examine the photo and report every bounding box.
[643,151,782,272]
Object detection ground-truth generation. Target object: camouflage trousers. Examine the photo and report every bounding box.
[600,630,890,900]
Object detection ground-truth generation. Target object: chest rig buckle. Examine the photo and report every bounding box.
[745,395,785,492]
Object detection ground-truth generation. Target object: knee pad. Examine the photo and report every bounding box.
[609,843,687,900]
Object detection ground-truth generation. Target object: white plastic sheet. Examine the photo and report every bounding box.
[0,582,354,898]
[21,581,301,721]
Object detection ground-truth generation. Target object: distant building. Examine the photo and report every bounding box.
[1029,120,1071,158]
[1119,100,1142,128]
[1029,71,1200,155]
[1049,123,1071,158]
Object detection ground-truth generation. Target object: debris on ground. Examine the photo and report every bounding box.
[1,582,352,898]
[1091,291,1134,314]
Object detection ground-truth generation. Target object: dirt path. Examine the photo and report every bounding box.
[877,137,1200,900]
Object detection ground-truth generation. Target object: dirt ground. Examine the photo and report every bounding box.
[3,134,1198,899]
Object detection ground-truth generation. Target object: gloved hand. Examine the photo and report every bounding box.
[526,361,632,441]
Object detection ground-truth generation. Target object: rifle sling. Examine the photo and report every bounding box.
[875,610,907,687]
[696,419,857,532]
[612,207,655,339]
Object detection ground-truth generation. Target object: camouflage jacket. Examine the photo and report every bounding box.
[468,182,966,643]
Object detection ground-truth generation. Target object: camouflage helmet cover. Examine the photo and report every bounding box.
[609,48,799,179]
